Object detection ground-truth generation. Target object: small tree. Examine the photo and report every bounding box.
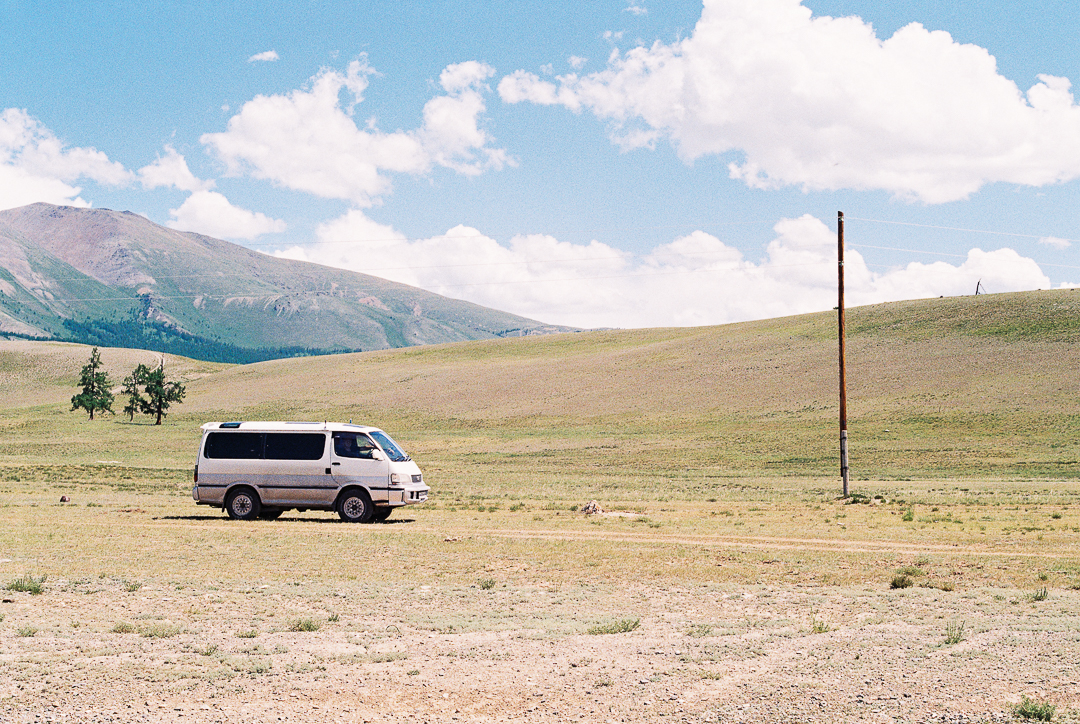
[138,359,186,425]
[120,364,150,422]
[71,347,114,420]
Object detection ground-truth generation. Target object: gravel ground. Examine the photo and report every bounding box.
[2,578,1077,723]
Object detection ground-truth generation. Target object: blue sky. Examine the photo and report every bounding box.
[3,0,1080,328]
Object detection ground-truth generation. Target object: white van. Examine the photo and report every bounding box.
[192,421,429,522]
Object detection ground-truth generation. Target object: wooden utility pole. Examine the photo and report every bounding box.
[838,211,849,497]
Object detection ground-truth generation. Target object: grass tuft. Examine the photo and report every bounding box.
[7,574,46,595]
[110,621,137,634]
[479,578,496,590]
[122,580,143,592]
[1031,587,1049,602]
[17,625,38,637]
[289,618,321,632]
[236,629,259,638]
[943,620,965,645]
[587,618,640,635]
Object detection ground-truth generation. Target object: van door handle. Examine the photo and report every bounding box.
[332,462,341,466]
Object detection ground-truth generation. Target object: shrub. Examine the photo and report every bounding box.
[289,618,321,632]
[123,580,142,592]
[236,629,259,638]
[111,621,137,634]
[901,509,914,522]
[587,618,640,635]
[479,578,496,590]
[890,574,914,590]
[1013,695,1055,721]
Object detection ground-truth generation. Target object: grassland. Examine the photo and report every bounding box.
[1,289,1079,722]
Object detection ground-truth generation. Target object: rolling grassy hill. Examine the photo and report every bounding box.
[2,288,1079,485]
[0,203,570,362]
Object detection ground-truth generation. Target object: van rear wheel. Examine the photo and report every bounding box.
[226,488,261,521]
[337,489,374,523]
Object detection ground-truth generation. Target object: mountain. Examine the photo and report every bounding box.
[0,203,572,362]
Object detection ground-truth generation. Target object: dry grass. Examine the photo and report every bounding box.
[1,291,1079,721]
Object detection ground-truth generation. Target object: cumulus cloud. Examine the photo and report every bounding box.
[0,108,131,210]
[271,210,1060,328]
[167,190,286,240]
[499,0,1080,203]
[138,145,215,192]
[201,57,509,207]
[625,1,647,16]
[248,50,279,63]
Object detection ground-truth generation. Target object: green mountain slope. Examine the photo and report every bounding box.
[3,289,1079,480]
[0,203,571,361]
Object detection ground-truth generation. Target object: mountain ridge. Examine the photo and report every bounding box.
[0,203,572,361]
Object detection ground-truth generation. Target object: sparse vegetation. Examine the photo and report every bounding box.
[289,618,321,633]
[7,574,46,595]
[141,622,182,638]
[587,618,640,635]
[122,580,143,592]
[890,575,914,590]
[944,621,965,645]
[1031,587,1049,602]
[479,578,496,590]
[236,629,259,639]
[17,626,38,637]
[1012,695,1055,721]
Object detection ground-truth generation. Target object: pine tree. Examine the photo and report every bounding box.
[138,360,186,425]
[121,364,150,422]
[71,347,114,420]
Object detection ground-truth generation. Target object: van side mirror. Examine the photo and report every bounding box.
[370,449,386,462]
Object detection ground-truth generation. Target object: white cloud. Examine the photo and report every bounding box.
[0,108,131,210]
[248,50,279,63]
[568,56,587,70]
[201,57,508,206]
[167,190,286,240]
[1038,236,1071,250]
[625,1,647,16]
[500,0,1080,203]
[138,145,215,192]
[272,210,1061,328]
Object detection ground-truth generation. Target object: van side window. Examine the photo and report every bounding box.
[265,433,326,461]
[205,432,264,459]
[332,432,377,459]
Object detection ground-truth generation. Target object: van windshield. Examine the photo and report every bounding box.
[370,430,409,462]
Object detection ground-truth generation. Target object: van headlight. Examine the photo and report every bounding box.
[390,473,402,484]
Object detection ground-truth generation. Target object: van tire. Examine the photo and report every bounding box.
[337,489,374,523]
[226,487,261,520]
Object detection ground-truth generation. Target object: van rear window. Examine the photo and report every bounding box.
[265,433,326,461]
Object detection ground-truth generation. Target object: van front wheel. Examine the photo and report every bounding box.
[226,488,261,521]
[337,489,374,523]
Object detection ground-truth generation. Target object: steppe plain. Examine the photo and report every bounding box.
[2,291,1080,723]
